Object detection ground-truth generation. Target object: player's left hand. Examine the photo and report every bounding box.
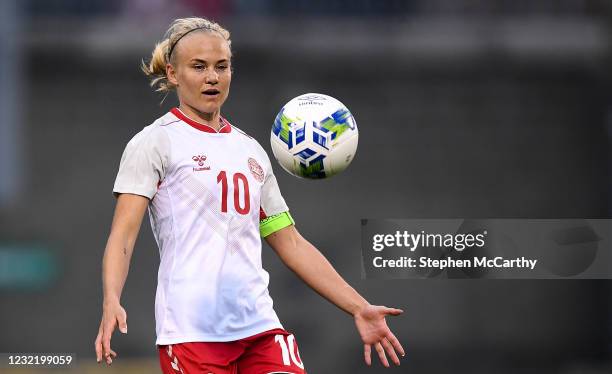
[353,304,405,367]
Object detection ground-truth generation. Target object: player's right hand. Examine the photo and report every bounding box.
[95,301,128,365]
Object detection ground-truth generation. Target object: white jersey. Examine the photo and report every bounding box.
[113,108,294,345]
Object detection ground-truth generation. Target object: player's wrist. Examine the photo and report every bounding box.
[349,300,370,317]
[103,296,121,307]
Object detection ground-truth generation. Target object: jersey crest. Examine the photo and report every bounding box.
[248,157,264,183]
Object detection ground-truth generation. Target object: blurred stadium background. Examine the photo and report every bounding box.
[0,0,611,373]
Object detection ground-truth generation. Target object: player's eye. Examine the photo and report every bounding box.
[216,65,228,71]
[193,64,205,70]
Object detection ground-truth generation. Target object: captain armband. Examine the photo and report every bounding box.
[260,211,295,237]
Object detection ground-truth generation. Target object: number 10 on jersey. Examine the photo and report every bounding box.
[217,171,250,215]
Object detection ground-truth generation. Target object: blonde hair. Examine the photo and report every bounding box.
[142,17,232,93]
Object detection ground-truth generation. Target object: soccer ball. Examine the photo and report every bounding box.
[270,93,359,179]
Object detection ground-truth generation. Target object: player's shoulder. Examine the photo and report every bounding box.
[125,112,174,147]
[224,116,253,140]
[225,117,272,164]
[226,117,261,146]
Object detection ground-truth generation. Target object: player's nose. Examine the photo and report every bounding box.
[204,69,219,84]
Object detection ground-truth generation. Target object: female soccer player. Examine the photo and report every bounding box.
[94,17,404,373]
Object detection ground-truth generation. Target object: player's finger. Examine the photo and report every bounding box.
[117,310,128,334]
[95,331,103,363]
[383,307,404,316]
[364,344,372,366]
[381,338,400,366]
[375,342,389,368]
[105,349,116,366]
[386,331,405,357]
[102,330,113,361]
[102,318,116,353]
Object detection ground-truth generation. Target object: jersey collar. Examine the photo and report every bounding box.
[171,108,232,134]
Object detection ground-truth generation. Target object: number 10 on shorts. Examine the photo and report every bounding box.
[274,334,304,369]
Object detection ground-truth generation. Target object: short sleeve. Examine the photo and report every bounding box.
[112,125,170,199]
[259,151,294,237]
[260,172,289,217]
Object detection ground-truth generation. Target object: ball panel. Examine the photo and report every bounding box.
[270,133,300,176]
[326,131,359,177]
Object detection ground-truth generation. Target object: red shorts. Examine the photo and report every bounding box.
[158,328,306,374]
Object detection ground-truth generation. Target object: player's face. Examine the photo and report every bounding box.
[168,32,232,115]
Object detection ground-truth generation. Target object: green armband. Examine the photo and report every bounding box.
[260,211,295,237]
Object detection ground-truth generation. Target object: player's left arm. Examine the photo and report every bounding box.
[265,224,406,367]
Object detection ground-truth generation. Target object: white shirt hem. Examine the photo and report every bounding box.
[155,321,285,346]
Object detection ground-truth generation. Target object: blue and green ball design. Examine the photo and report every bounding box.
[272,106,357,179]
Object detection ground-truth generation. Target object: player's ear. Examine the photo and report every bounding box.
[167,63,178,86]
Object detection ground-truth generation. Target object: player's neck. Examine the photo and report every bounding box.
[178,104,221,131]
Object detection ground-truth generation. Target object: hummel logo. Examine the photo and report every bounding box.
[192,155,210,171]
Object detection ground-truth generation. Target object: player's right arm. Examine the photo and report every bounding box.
[95,193,149,365]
